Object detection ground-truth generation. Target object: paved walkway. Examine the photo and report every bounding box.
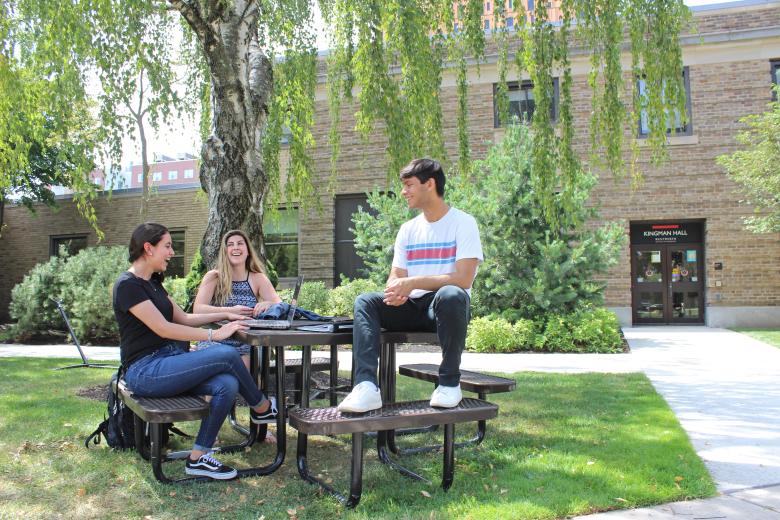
[2,326,779,518]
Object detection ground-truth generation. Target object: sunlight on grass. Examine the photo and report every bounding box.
[731,329,780,349]
[0,358,715,519]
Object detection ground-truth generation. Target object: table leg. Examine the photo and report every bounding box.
[330,344,339,406]
[236,345,286,478]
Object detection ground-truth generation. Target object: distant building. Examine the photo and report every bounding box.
[452,0,562,32]
[130,154,199,189]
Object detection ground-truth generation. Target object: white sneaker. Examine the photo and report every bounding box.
[430,385,463,408]
[337,381,382,413]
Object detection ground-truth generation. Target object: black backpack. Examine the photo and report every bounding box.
[85,371,186,451]
[85,371,136,450]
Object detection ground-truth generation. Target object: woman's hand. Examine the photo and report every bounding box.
[252,301,275,316]
[225,312,250,322]
[230,305,255,316]
[212,320,249,341]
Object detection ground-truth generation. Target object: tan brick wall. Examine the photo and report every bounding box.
[0,188,208,319]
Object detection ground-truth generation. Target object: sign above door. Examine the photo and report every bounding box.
[630,221,703,245]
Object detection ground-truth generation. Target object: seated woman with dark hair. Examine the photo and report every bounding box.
[114,222,277,480]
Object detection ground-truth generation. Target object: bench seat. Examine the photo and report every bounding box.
[289,398,498,508]
[394,364,515,453]
[399,364,516,394]
[290,398,497,435]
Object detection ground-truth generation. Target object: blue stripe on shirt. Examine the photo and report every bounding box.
[405,240,457,251]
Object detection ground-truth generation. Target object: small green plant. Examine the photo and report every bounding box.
[298,281,329,314]
[326,278,383,317]
[163,277,189,309]
[466,315,538,353]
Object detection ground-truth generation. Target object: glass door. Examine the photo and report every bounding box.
[631,244,704,324]
[668,245,703,323]
[632,246,666,323]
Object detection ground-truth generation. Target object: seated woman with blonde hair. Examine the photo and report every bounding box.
[193,229,282,369]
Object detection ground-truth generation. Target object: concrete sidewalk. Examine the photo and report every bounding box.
[2,326,780,518]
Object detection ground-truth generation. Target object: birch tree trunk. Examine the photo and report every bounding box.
[170,0,271,269]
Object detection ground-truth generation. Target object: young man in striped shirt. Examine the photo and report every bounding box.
[338,158,483,413]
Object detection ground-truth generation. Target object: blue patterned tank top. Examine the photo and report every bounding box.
[224,277,258,308]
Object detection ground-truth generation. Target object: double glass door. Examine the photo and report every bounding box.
[632,245,704,324]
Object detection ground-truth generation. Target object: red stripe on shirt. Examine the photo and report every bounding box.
[406,246,457,261]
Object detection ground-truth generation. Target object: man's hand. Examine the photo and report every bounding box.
[383,277,411,306]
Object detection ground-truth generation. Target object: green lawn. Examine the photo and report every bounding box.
[731,329,780,349]
[0,358,715,519]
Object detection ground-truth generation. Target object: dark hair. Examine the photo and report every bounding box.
[399,158,445,197]
[128,222,169,282]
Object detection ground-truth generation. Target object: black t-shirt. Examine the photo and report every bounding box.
[113,271,174,367]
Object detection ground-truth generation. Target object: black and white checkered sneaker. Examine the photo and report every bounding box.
[185,452,238,480]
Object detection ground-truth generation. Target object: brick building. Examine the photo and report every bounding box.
[1,0,779,327]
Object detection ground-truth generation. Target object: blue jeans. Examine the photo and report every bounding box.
[124,342,265,452]
[352,285,471,388]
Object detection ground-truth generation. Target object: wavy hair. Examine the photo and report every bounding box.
[213,229,265,306]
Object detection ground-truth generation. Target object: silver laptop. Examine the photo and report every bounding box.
[243,276,303,330]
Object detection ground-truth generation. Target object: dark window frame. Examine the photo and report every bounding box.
[771,59,780,100]
[334,193,380,285]
[264,206,300,280]
[167,229,186,278]
[637,66,693,138]
[493,78,560,128]
[49,234,88,257]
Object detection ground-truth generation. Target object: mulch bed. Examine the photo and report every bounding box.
[77,370,351,404]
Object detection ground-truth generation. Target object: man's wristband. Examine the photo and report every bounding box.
[208,328,213,342]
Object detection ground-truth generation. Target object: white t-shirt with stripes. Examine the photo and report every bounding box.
[392,207,483,299]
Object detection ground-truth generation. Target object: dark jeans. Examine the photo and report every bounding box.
[352,285,471,388]
[124,342,266,452]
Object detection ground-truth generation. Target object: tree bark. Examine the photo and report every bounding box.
[170,0,272,270]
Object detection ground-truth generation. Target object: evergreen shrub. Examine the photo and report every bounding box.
[9,252,69,338]
[10,246,127,341]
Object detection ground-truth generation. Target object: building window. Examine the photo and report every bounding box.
[453,22,459,32]
[484,19,490,30]
[152,171,162,182]
[264,208,299,279]
[50,235,88,257]
[506,17,514,29]
[507,0,513,8]
[167,230,186,278]
[168,170,178,180]
[637,67,692,137]
[137,173,143,183]
[334,194,378,285]
[184,168,194,179]
[771,59,780,100]
[94,177,102,186]
[493,79,559,127]
[528,0,534,11]
[485,2,491,12]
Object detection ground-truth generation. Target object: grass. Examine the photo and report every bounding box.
[0,358,715,519]
[731,328,780,349]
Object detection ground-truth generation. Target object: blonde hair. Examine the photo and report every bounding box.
[213,230,266,306]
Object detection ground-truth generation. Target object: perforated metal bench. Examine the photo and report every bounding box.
[396,364,516,454]
[289,398,498,508]
[116,380,214,483]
